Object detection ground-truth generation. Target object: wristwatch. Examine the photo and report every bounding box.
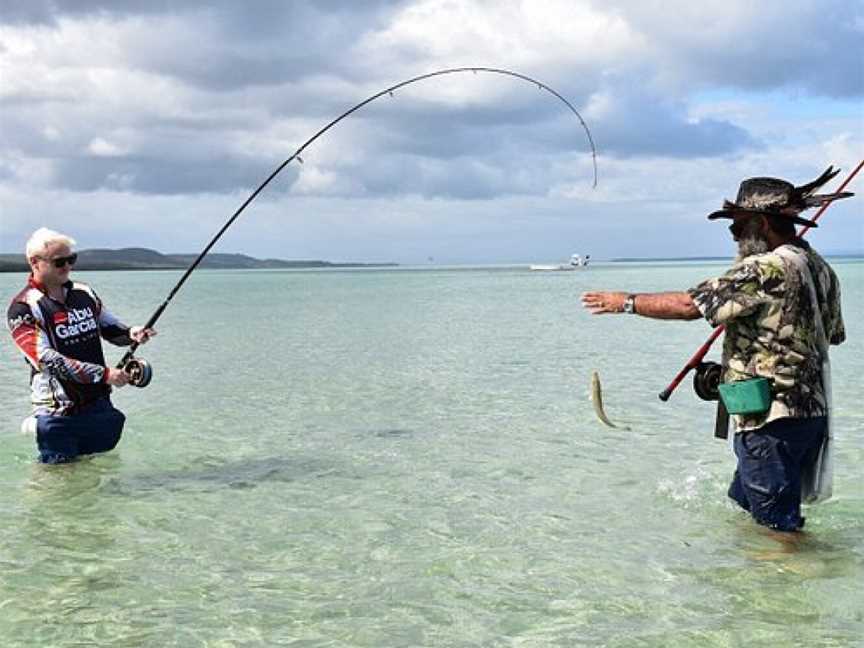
[622,294,637,314]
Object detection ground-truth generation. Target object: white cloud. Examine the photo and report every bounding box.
[0,0,861,260]
[291,164,356,196]
[360,0,639,70]
[86,137,128,156]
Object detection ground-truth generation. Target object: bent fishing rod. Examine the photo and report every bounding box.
[658,158,864,402]
[117,67,599,387]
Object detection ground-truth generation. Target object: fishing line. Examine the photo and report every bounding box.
[118,67,599,386]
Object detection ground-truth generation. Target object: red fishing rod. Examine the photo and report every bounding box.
[658,159,864,402]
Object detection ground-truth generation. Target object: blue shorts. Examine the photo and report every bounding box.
[35,398,126,464]
[728,416,826,532]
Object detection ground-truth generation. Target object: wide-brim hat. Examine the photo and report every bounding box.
[707,166,855,228]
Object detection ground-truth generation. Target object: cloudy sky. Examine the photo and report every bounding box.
[1,0,861,263]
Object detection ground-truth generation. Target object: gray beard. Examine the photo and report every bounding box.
[735,236,770,262]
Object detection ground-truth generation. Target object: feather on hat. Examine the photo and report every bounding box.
[707,166,855,227]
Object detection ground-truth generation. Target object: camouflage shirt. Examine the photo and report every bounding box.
[688,241,845,432]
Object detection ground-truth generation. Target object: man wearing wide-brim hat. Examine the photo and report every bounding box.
[580,166,853,535]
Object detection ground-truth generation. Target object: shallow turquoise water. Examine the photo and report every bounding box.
[1,261,862,647]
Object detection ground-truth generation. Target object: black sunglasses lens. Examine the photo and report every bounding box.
[53,254,77,268]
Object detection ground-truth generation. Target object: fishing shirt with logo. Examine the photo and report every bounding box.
[687,241,845,432]
[7,277,133,416]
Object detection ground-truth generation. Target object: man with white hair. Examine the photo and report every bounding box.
[7,228,156,464]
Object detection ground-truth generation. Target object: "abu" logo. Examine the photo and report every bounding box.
[56,307,97,339]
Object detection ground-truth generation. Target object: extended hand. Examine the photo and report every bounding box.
[130,326,157,344]
[581,291,628,315]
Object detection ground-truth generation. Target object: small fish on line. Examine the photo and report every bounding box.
[591,371,631,430]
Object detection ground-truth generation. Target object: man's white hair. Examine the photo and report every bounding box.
[25,227,77,260]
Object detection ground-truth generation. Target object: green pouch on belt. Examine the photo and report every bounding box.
[717,378,771,415]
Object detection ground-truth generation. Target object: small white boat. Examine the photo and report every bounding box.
[530,254,590,271]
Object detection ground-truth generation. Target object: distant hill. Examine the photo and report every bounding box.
[0,248,397,272]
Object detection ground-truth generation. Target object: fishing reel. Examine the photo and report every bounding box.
[692,361,722,401]
[122,357,153,388]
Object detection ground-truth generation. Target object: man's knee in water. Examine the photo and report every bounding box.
[729,420,823,532]
[79,408,126,455]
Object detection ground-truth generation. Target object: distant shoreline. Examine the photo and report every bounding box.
[0,247,398,273]
[1,248,860,272]
[610,256,731,262]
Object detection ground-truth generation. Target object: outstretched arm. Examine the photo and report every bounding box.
[581,291,702,320]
